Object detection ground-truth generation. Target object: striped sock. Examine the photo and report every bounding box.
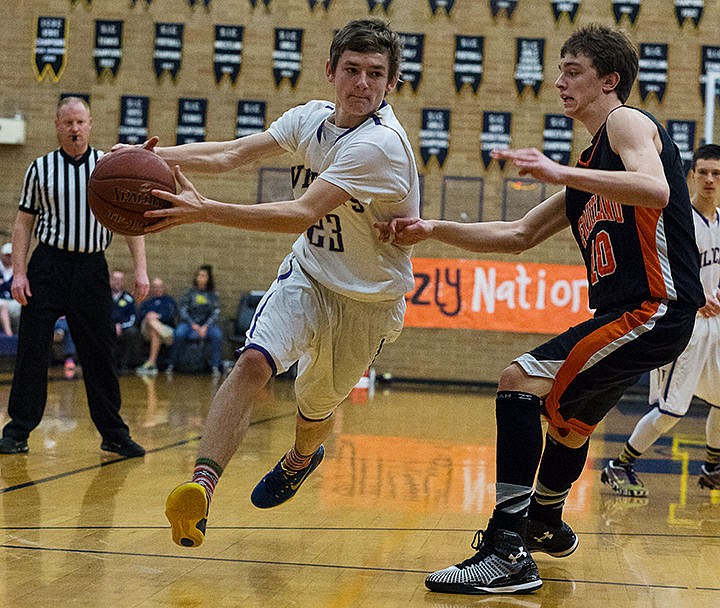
[192,458,224,502]
[283,447,313,472]
[705,445,720,472]
[617,442,642,465]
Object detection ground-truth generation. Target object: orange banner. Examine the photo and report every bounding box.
[406,257,592,334]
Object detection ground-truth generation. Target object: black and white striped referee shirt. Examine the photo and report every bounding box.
[19,146,112,253]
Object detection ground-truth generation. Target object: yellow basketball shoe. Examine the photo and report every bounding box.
[165,482,209,547]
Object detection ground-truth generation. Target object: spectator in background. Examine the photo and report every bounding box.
[0,243,21,336]
[136,277,177,376]
[168,265,223,377]
[110,270,142,374]
[53,316,77,379]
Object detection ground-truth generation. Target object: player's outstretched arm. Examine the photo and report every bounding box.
[145,167,349,235]
[377,190,568,253]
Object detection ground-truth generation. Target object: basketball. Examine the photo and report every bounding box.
[88,147,176,236]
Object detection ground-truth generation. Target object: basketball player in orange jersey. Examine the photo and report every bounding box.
[377,23,703,594]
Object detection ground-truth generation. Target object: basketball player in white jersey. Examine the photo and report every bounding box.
[126,18,420,548]
[602,143,720,495]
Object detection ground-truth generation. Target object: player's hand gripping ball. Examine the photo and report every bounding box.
[88,147,176,236]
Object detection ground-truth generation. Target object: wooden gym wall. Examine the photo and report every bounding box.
[0,0,717,383]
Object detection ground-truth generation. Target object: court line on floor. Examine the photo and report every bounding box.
[0,411,294,494]
[2,542,716,593]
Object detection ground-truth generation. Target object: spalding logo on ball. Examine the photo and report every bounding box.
[88,147,176,236]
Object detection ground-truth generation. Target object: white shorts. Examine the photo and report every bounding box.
[243,254,405,419]
[1,298,20,320]
[649,314,720,415]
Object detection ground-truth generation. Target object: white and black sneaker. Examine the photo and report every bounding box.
[425,528,542,595]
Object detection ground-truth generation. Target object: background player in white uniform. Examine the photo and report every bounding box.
[602,144,720,495]
[122,18,419,548]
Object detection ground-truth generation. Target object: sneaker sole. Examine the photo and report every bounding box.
[600,469,648,498]
[425,578,543,594]
[165,482,208,548]
[529,536,579,558]
[698,477,720,490]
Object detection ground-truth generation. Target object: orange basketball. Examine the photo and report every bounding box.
[88,147,176,236]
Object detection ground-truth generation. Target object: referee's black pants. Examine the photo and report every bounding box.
[2,244,131,443]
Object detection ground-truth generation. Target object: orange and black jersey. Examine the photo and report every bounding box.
[565,107,703,313]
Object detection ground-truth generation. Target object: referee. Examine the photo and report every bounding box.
[0,96,149,456]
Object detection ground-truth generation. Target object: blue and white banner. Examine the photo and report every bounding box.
[214,25,243,84]
[154,23,184,80]
[612,0,640,23]
[176,98,207,145]
[34,16,66,82]
[667,120,696,173]
[543,114,573,166]
[675,0,704,27]
[701,46,720,102]
[454,35,483,93]
[428,0,455,14]
[551,0,581,22]
[420,109,450,167]
[638,43,667,102]
[490,0,518,17]
[367,0,392,10]
[94,20,123,78]
[118,95,149,145]
[397,33,424,92]
[481,112,511,169]
[515,38,544,96]
[236,100,266,138]
[273,28,303,88]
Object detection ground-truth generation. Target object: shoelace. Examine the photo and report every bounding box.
[457,529,495,567]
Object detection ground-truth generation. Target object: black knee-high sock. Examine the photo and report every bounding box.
[529,434,589,526]
[492,391,543,533]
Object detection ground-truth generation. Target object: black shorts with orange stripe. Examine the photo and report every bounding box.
[513,299,696,437]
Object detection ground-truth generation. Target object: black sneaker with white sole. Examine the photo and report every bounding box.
[425,528,542,595]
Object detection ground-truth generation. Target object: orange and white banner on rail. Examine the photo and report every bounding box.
[405,257,592,334]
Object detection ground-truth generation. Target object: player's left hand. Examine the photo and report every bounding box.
[699,292,720,317]
[491,147,566,184]
[144,166,207,233]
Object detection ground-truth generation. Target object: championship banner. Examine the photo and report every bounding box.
[250,0,272,6]
[118,95,149,145]
[308,0,333,9]
[612,0,641,23]
[420,109,450,168]
[667,120,696,174]
[236,100,266,138]
[675,0,704,27]
[481,111,511,169]
[700,46,720,102]
[131,0,153,5]
[94,20,123,78]
[34,16,67,82]
[638,43,668,102]
[405,257,591,334]
[490,0,518,18]
[454,35,483,93]
[543,114,573,166]
[188,0,211,7]
[397,33,424,92]
[214,25,243,84]
[551,0,581,22]
[154,23,184,80]
[176,98,207,145]
[429,0,455,14]
[514,38,544,96]
[367,0,392,10]
[273,28,303,88]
